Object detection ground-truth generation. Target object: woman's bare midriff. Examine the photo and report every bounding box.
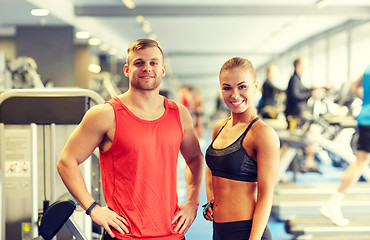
[212,176,257,223]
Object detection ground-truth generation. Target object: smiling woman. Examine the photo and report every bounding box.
[219,58,258,115]
[204,57,280,240]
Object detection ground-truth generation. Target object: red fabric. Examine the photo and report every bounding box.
[99,97,184,239]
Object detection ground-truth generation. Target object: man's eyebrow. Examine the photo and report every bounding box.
[133,57,159,62]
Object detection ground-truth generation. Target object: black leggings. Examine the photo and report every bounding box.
[213,220,272,240]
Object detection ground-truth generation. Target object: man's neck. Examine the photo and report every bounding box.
[119,90,165,120]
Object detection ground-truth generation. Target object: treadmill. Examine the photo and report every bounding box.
[285,215,370,239]
[272,182,370,220]
[297,234,370,240]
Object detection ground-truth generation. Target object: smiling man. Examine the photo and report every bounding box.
[57,39,204,240]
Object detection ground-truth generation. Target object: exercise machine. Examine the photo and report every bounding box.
[285,215,370,239]
[272,182,370,220]
[0,172,3,240]
[0,52,12,90]
[296,233,370,240]
[89,72,122,100]
[33,199,86,240]
[0,89,104,240]
[0,54,46,90]
[7,57,45,89]
[276,115,363,184]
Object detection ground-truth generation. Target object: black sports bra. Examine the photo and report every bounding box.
[205,117,259,182]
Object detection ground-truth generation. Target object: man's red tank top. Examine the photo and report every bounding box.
[99,96,184,239]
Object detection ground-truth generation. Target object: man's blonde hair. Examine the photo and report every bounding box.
[126,39,164,65]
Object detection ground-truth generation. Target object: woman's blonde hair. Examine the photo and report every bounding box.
[220,57,256,82]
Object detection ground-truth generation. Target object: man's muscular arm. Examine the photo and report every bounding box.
[57,104,129,238]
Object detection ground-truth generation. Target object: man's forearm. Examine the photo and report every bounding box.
[184,156,204,205]
[57,158,95,210]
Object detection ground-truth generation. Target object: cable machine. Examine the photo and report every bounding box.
[0,89,104,240]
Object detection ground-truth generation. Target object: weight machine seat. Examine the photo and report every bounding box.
[38,199,76,240]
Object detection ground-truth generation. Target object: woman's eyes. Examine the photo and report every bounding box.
[223,85,247,91]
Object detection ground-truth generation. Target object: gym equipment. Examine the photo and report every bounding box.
[89,72,122,100]
[285,215,370,239]
[32,199,86,240]
[8,57,45,89]
[0,52,12,90]
[274,85,365,182]
[297,234,370,240]
[0,172,3,240]
[276,115,365,184]
[0,89,104,240]
[0,53,49,90]
[277,182,370,239]
[273,189,370,220]
[274,182,370,195]
[296,233,370,240]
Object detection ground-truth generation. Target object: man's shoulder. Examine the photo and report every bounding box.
[166,98,180,110]
[85,103,114,121]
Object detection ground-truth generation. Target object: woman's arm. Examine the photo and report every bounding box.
[204,167,215,221]
[203,119,227,221]
[249,123,280,240]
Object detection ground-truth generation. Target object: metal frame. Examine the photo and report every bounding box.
[0,88,104,105]
[0,89,104,240]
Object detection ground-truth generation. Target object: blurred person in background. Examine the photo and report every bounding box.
[285,57,326,172]
[321,65,370,226]
[258,64,283,119]
[179,85,193,111]
[192,86,204,138]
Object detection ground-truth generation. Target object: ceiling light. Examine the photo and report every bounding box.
[142,21,151,34]
[282,23,293,31]
[88,38,101,46]
[298,15,305,20]
[116,52,125,59]
[31,9,49,17]
[136,15,144,23]
[100,43,110,51]
[109,48,118,55]
[122,0,135,9]
[148,33,157,40]
[88,64,101,73]
[75,31,90,39]
[316,0,330,9]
